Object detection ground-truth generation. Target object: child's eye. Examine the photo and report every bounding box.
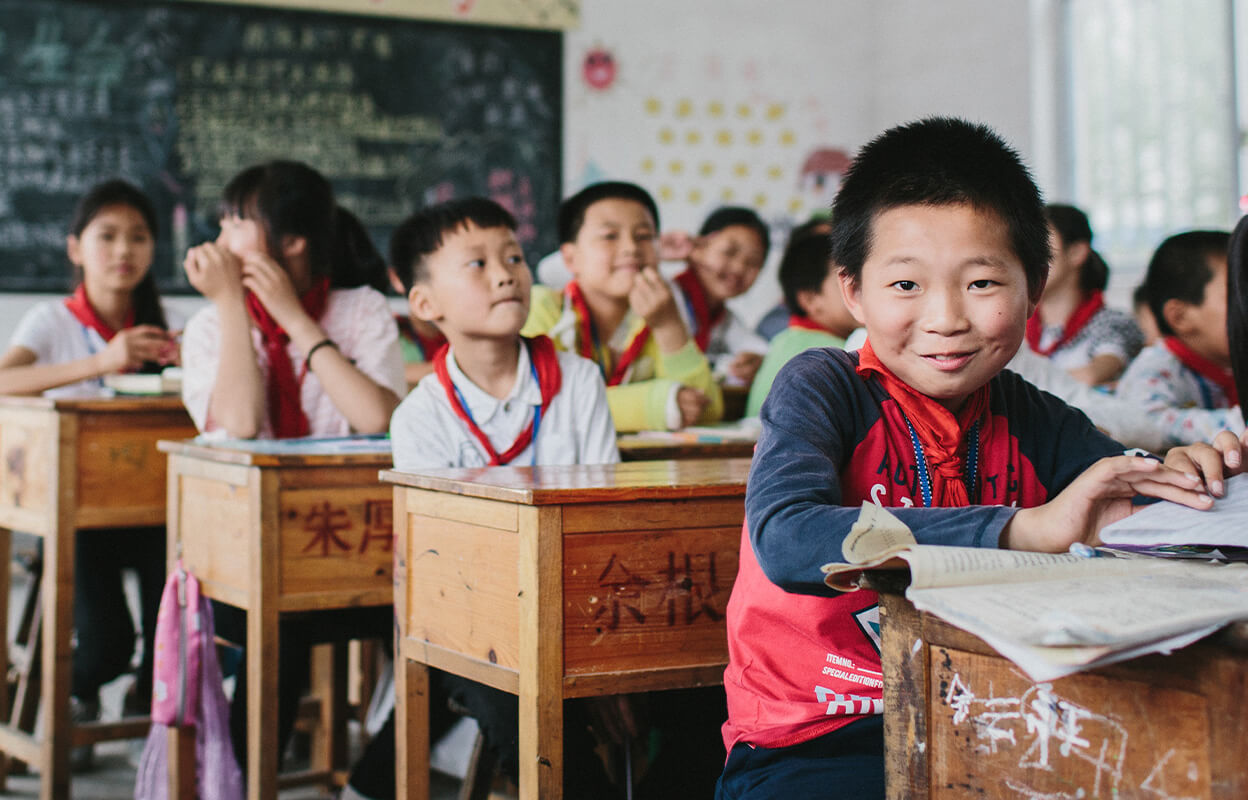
[506,254,525,265]
[969,279,998,290]
[891,280,918,292]
[467,258,485,269]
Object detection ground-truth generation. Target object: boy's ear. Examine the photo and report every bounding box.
[280,234,308,260]
[1161,298,1195,336]
[1067,241,1091,270]
[794,287,819,318]
[66,235,82,266]
[838,271,867,326]
[559,242,579,276]
[407,283,442,324]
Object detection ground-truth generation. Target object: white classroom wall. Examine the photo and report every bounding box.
[0,0,1039,343]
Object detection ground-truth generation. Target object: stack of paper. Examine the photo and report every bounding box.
[822,503,1248,681]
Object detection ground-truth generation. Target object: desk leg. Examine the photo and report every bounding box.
[246,602,279,800]
[168,725,197,799]
[0,526,9,791]
[519,506,563,798]
[40,519,73,800]
[396,657,429,800]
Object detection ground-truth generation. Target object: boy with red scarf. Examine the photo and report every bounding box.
[669,206,771,386]
[717,118,1222,798]
[1117,230,1244,448]
[523,181,723,432]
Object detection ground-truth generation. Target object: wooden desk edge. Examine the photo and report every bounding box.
[159,439,393,468]
[0,394,187,412]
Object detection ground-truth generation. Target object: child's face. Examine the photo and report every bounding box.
[67,204,154,294]
[841,203,1033,412]
[689,224,766,303]
[1177,255,1230,366]
[801,265,858,338]
[216,214,270,262]
[561,198,658,300]
[409,222,531,341]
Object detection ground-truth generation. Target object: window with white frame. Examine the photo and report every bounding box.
[1061,0,1239,294]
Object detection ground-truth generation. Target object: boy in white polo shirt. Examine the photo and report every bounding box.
[389,196,619,470]
[370,197,619,800]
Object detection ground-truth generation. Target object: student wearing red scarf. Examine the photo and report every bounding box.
[1117,230,1244,448]
[719,118,1222,799]
[180,161,405,775]
[0,179,179,767]
[1025,204,1143,385]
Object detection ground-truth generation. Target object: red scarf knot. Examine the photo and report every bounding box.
[856,340,988,507]
[673,269,725,353]
[64,285,134,343]
[564,281,650,387]
[245,277,331,439]
[1026,290,1104,357]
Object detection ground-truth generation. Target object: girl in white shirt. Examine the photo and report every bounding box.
[0,180,180,757]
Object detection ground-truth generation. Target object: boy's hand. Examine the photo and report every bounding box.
[676,386,709,427]
[1164,429,1248,497]
[659,230,694,261]
[97,326,176,374]
[184,243,244,303]
[631,268,689,352]
[1001,455,1212,552]
[241,253,311,334]
[727,351,764,385]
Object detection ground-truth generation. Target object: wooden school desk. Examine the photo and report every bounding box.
[0,395,196,800]
[616,434,756,461]
[879,591,1248,800]
[159,438,395,800]
[384,458,751,799]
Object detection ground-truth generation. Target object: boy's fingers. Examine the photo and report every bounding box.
[1211,429,1243,470]
[1127,478,1215,509]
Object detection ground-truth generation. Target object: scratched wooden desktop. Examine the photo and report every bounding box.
[383,458,750,799]
[879,592,1248,799]
[0,395,196,800]
[159,439,395,800]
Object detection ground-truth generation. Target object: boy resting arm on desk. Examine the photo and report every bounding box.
[523,181,723,432]
[718,117,1217,799]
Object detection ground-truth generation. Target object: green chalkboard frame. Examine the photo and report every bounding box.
[0,0,563,293]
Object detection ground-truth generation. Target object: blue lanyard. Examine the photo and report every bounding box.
[79,323,106,388]
[904,417,981,507]
[451,353,542,466]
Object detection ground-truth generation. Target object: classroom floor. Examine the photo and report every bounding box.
[1,545,473,800]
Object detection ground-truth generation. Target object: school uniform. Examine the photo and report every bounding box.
[744,317,846,418]
[1026,291,1144,372]
[522,283,724,431]
[717,345,1124,797]
[181,285,406,437]
[669,269,768,379]
[1115,337,1245,448]
[8,292,184,706]
[390,337,619,470]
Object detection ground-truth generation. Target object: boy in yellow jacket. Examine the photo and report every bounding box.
[523,181,723,431]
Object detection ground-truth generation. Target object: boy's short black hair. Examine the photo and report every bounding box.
[779,226,834,316]
[829,117,1049,301]
[389,197,517,292]
[699,206,771,260]
[1142,230,1230,337]
[557,181,660,243]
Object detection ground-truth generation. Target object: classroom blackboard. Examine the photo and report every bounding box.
[0,0,562,292]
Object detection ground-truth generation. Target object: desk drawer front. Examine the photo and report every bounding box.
[928,647,1210,799]
[77,413,195,524]
[563,521,739,676]
[0,413,53,525]
[179,474,252,597]
[278,485,395,607]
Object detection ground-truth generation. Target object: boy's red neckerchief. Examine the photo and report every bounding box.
[787,313,839,335]
[855,339,988,508]
[1025,290,1104,357]
[673,269,724,352]
[564,281,650,387]
[64,284,134,343]
[244,276,331,439]
[433,335,563,465]
[396,315,447,360]
[1164,335,1238,406]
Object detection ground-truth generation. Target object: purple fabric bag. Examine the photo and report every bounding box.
[135,565,244,800]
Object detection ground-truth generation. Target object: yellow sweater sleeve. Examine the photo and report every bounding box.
[521,285,563,338]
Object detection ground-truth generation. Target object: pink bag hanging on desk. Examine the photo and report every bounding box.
[135,561,244,800]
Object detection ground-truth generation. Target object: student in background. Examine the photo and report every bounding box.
[745,222,857,417]
[523,181,723,431]
[180,160,405,771]
[1133,283,1161,347]
[389,277,446,388]
[1026,204,1143,385]
[669,206,771,386]
[181,159,404,439]
[355,197,619,800]
[718,117,1220,798]
[1116,230,1243,448]
[0,179,179,767]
